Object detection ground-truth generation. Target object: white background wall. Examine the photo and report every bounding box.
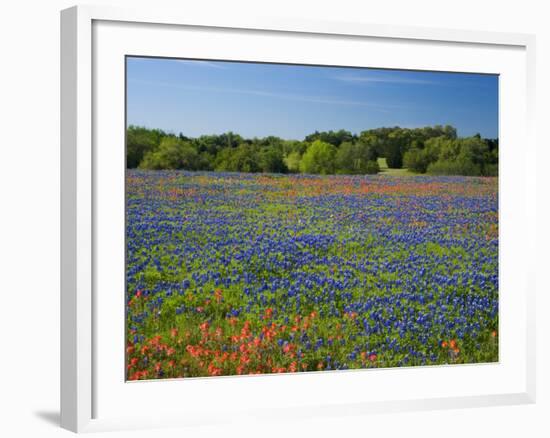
[0,0,547,436]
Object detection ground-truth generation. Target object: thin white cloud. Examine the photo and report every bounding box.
[232,88,399,109]
[333,74,436,85]
[127,78,406,110]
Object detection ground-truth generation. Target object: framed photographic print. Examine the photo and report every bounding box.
[61,4,536,433]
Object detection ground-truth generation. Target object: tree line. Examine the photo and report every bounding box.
[127,125,498,176]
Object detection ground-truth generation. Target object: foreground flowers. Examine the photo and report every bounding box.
[126,171,498,379]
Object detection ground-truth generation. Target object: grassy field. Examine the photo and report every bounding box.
[126,170,498,380]
[377,157,420,176]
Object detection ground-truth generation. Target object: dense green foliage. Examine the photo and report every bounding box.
[336,141,380,174]
[139,137,199,170]
[127,125,498,176]
[299,140,338,174]
[403,135,498,176]
[126,126,167,168]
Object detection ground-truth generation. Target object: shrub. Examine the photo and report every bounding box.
[139,137,199,170]
[127,126,165,168]
[483,163,498,176]
[427,160,481,176]
[403,148,429,173]
[215,144,260,173]
[363,160,380,174]
[284,151,302,173]
[299,140,337,174]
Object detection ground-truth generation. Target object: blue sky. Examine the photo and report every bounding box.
[126,57,498,139]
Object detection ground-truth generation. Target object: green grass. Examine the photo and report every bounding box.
[377,157,420,176]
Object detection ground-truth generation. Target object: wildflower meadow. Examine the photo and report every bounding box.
[126,171,498,380]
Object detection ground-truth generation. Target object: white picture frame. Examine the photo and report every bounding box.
[60,4,537,433]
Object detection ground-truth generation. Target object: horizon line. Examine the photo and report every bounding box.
[126,124,499,141]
